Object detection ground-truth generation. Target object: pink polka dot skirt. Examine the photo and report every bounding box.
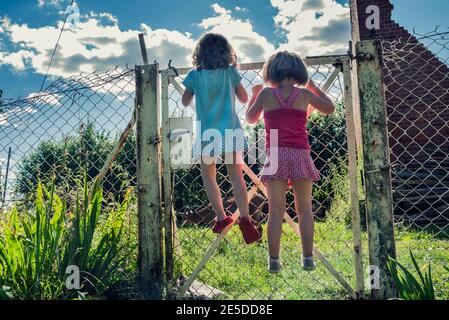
[260,147,320,185]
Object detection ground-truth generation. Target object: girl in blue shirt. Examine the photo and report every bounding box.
[182,33,260,244]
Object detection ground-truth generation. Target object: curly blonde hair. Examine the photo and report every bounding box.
[192,33,237,70]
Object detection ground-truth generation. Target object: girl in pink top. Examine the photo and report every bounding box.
[246,51,335,273]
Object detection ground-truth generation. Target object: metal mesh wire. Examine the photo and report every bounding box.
[1,59,365,300]
[2,27,447,299]
[164,60,363,300]
[381,31,449,236]
[379,29,449,299]
[0,67,137,208]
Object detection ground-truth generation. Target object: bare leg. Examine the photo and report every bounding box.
[291,179,314,257]
[266,180,288,259]
[226,154,249,218]
[200,159,226,221]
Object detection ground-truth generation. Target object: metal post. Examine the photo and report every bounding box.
[160,70,175,295]
[2,147,11,206]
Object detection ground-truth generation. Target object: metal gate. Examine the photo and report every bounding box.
[160,55,365,300]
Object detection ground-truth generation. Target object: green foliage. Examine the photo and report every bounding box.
[14,122,136,203]
[387,251,436,300]
[0,286,13,299]
[308,101,347,209]
[0,182,66,299]
[61,175,132,293]
[0,176,132,299]
[174,165,231,211]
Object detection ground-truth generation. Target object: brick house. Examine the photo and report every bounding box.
[350,0,449,225]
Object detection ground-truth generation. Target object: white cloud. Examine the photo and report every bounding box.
[37,0,63,8]
[235,6,249,13]
[1,1,350,81]
[0,3,275,78]
[26,91,61,106]
[0,50,34,70]
[0,105,38,128]
[211,3,231,16]
[0,114,8,126]
[199,4,275,62]
[88,11,119,25]
[0,12,195,78]
[271,0,350,57]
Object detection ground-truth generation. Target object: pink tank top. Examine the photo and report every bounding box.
[263,87,310,149]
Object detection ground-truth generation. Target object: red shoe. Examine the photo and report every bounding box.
[212,216,234,234]
[239,217,261,244]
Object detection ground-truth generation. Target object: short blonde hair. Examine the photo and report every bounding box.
[263,51,308,85]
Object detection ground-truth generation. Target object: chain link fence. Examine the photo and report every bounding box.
[381,29,449,298]
[0,67,137,208]
[163,58,364,300]
[381,30,449,235]
[3,29,447,299]
[0,57,366,300]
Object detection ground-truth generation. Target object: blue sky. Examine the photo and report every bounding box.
[1,0,447,101]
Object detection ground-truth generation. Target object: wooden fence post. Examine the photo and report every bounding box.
[136,63,163,299]
[342,60,365,299]
[160,70,175,295]
[356,40,397,300]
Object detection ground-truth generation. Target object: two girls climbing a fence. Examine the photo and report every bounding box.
[181,33,335,273]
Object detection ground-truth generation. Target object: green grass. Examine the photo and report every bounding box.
[394,227,449,299]
[177,218,359,300]
[176,220,449,300]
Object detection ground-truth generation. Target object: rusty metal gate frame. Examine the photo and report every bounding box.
[160,55,364,299]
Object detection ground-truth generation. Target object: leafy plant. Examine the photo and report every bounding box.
[387,251,436,300]
[0,286,13,300]
[0,175,132,299]
[0,182,66,299]
[61,175,131,293]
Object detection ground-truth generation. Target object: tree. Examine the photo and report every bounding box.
[15,122,136,202]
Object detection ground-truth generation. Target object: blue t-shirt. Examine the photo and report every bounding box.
[182,66,243,137]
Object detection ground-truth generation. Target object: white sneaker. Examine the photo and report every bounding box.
[268,257,282,274]
[302,256,316,271]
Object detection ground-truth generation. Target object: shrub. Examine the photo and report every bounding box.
[387,251,436,300]
[0,176,132,299]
